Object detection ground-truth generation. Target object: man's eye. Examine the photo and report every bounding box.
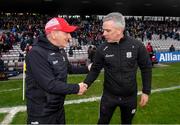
[106,30,111,32]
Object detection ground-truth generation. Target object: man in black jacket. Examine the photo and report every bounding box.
[26,17,87,124]
[83,12,152,124]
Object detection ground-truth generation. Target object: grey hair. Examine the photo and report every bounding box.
[103,12,125,29]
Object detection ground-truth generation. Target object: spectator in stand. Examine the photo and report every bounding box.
[146,42,154,59]
[90,46,96,63]
[169,44,175,52]
[88,46,96,63]
[0,54,4,72]
[0,34,3,52]
[68,46,74,57]
[0,54,7,80]
[87,45,92,62]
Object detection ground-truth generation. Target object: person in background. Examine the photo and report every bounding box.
[25,17,88,124]
[146,42,154,59]
[88,46,96,63]
[169,44,175,52]
[0,54,7,80]
[83,12,152,124]
[68,46,74,57]
[90,46,96,63]
[87,45,93,61]
[0,54,4,72]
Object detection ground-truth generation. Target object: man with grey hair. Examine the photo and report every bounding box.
[83,12,152,124]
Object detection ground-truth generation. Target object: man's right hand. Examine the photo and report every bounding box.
[139,93,149,107]
[78,82,88,95]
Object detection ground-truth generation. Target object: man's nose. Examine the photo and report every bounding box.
[68,33,72,39]
[103,31,106,36]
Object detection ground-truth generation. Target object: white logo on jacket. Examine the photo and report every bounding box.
[103,46,108,51]
[63,57,65,61]
[126,52,132,58]
[50,53,55,55]
[105,54,114,58]
[131,109,136,114]
[52,60,58,64]
[31,121,39,124]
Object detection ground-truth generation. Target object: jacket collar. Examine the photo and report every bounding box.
[107,35,126,45]
[33,35,60,51]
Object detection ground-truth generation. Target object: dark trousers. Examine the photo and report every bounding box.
[98,92,137,124]
[27,108,65,124]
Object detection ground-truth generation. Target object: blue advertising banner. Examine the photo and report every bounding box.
[156,52,180,62]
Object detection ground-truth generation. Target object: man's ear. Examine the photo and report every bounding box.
[119,28,124,36]
[51,31,56,40]
[116,28,121,36]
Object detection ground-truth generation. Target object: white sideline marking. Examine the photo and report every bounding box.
[1,106,26,124]
[0,85,180,124]
[0,80,101,93]
[95,80,101,82]
[0,88,21,93]
[65,97,101,105]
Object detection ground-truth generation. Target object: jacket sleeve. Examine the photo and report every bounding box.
[137,43,152,95]
[67,61,89,74]
[84,47,104,87]
[26,50,79,95]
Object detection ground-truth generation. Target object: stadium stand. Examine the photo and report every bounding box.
[144,35,180,52]
[0,43,24,77]
[0,14,180,79]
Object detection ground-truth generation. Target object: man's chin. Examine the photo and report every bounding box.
[107,40,113,43]
[63,44,68,48]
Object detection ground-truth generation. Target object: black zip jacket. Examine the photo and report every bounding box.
[84,35,152,97]
[25,36,87,117]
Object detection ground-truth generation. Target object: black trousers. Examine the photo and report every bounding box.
[98,92,137,124]
[27,108,65,124]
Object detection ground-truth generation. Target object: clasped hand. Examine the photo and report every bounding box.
[78,82,88,95]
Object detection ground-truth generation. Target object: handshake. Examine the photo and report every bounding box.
[78,82,88,95]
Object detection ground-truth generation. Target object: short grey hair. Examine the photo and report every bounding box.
[103,12,125,29]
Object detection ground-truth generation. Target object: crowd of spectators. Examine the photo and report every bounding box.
[0,13,179,79]
[0,13,180,55]
[126,17,180,41]
[0,14,50,53]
